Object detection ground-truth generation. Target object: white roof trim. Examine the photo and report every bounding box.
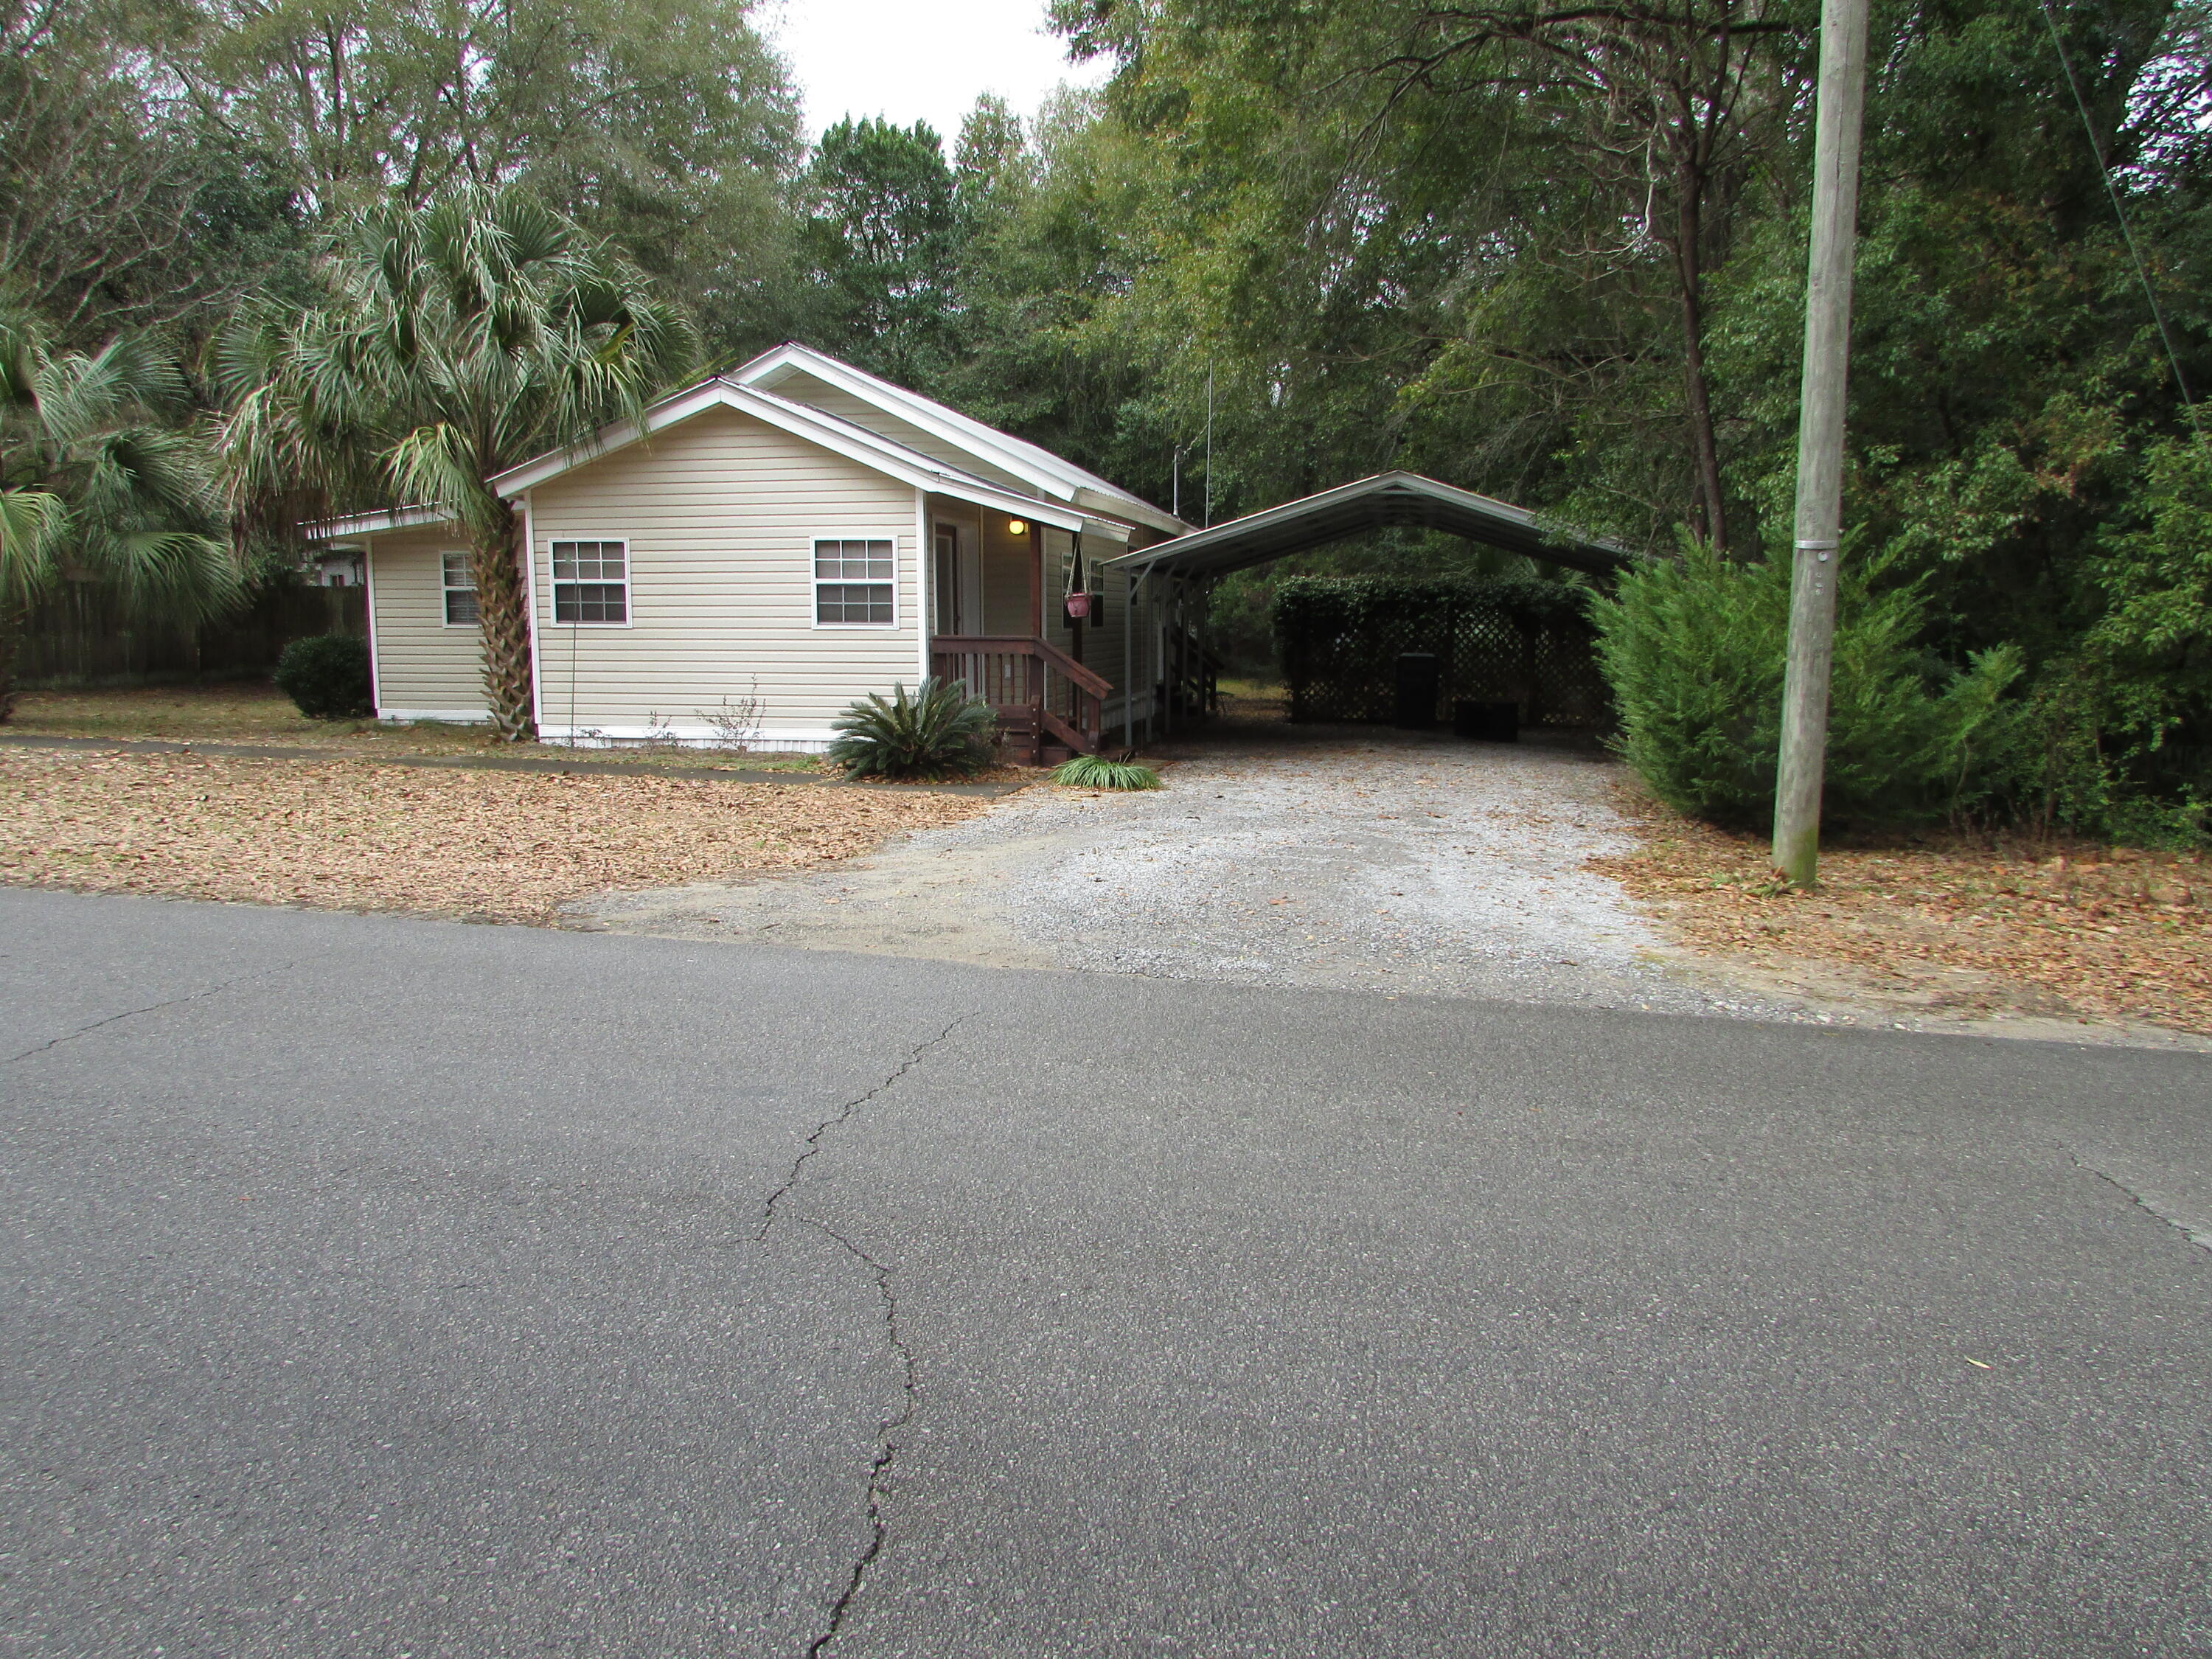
[482,380,1093,533]
[731,344,1188,536]
[304,505,455,540]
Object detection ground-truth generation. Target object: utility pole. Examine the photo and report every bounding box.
[1203,361,1214,529]
[1771,0,1872,886]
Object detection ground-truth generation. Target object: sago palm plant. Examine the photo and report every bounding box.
[0,308,238,719]
[215,186,696,739]
[828,678,998,779]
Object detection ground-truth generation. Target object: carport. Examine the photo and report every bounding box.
[1101,471,1640,745]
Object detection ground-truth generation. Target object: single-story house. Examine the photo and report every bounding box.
[307,344,1195,757]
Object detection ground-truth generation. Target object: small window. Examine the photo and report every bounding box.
[441,552,478,626]
[552,540,628,625]
[815,538,895,626]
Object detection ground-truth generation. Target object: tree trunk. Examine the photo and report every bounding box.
[0,603,21,723]
[470,499,535,740]
[1675,167,1729,551]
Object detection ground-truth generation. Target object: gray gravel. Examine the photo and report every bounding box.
[582,727,1775,1020]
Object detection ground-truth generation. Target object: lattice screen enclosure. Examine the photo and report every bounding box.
[1273,576,1612,728]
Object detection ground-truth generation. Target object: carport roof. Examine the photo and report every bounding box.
[1102,471,1639,582]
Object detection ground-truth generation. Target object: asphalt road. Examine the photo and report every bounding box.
[3,888,2209,1657]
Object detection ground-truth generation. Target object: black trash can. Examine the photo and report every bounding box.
[1452,699,1520,742]
[1393,653,1441,729]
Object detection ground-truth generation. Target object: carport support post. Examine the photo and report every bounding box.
[1771,0,1871,888]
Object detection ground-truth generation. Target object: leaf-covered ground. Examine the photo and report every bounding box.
[0,748,990,925]
[1593,788,2212,1034]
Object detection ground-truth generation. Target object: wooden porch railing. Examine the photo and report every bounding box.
[931,634,1110,760]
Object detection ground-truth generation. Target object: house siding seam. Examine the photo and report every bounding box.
[526,403,921,745]
[366,526,490,720]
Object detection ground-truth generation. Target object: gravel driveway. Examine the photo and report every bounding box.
[578,718,1756,1017]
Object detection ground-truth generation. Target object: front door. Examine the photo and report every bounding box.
[933,522,981,636]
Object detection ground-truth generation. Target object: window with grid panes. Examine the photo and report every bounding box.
[552,540,628,623]
[441,552,479,626]
[813,538,894,625]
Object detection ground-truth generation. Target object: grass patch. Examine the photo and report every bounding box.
[1051,754,1163,790]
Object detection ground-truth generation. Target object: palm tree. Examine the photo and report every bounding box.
[0,308,238,720]
[217,186,697,740]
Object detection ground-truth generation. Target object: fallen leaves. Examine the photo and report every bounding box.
[1592,786,2212,1034]
[0,748,990,925]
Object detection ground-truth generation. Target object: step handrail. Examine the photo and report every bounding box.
[931,634,1112,699]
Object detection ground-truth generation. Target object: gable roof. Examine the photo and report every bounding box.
[305,349,1181,544]
[1105,472,1641,581]
[731,343,1186,537]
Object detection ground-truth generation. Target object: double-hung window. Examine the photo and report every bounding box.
[441,552,478,626]
[552,540,628,624]
[814,538,895,626]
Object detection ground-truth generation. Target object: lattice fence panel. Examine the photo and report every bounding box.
[1275,577,1611,728]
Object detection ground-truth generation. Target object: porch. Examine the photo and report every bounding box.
[923,493,1217,763]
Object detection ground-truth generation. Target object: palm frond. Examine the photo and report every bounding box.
[0,487,69,608]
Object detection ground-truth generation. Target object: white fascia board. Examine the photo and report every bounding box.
[1074,487,1186,538]
[481,380,1090,534]
[304,504,454,540]
[734,343,1180,526]
[486,380,729,494]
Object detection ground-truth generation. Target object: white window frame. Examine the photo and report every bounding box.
[547,536,633,629]
[810,533,900,630]
[440,550,479,629]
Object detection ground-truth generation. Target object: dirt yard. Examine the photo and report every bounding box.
[1594,789,2212,1036]
[0,746,989,924]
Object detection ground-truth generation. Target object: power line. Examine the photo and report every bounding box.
[2037,0,2199,428]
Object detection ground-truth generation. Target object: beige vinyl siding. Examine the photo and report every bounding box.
[366,526,487,719]
[769,372,1040,496]
[527,404,920,743]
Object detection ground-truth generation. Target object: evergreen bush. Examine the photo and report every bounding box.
[273,633,374,720]
[1590,545,2021,828]
[827,678,996,779]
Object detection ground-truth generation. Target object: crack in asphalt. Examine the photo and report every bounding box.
[3,965,291,1065]
[2070,1150,2212,1253]
[804,1218,917,1659]
[751,1012,968,1657]
[755,1014,969,1245]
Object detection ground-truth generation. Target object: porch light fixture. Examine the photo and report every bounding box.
[1006,518,1027,535]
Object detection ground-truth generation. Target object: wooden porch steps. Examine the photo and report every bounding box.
[932,634,1110,765]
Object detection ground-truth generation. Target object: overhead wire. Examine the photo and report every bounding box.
[2036,0,2200,429]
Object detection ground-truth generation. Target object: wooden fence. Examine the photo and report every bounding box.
[17,583,367,687]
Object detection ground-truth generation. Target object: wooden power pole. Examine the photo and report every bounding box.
[1771,0,1873,886]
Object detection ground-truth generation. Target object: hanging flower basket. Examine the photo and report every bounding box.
[1065,592,1093,621]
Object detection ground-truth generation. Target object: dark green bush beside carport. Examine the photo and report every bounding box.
[1272,576,1609,726]
[1590,545,2022,830]
[274,634,374,720]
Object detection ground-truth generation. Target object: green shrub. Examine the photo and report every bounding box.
[828,678,996,779]
[1051,754,1162,790]
[1590,543,2021,828]
[274,633,373,720]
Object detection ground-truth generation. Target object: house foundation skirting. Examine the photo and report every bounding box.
[533,722,839,754]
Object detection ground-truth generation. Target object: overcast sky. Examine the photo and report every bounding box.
[765,0,1113,145]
